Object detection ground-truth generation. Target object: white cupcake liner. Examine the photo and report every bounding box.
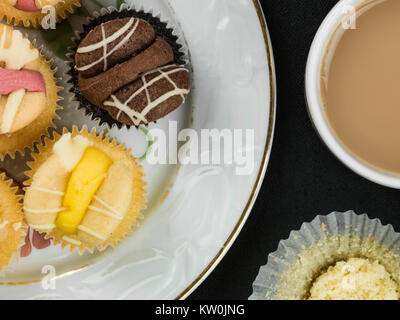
[250,211,400,300]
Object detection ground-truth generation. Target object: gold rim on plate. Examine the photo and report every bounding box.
[0,0,276,297]
[176,0,276,300]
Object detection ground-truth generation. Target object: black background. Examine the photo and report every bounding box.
[189,0,400,300]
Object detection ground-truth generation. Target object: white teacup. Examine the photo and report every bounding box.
[305,0,400,189]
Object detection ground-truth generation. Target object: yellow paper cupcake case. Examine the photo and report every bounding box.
[0,172,27,274]
[23,126,147,254]
[0,23,62,159]
[0,0,80,28]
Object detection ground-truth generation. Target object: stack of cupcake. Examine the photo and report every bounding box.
[0,2,191,272]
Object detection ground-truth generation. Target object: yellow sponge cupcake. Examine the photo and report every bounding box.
[0,23,61,159]
[250,212,400,300]
[23,126,147,254]
[0,0,80,28]
[309,258,399,300]
[0,173,27,273]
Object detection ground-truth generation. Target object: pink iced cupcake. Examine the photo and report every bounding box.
[0,0,80,28]
[0,23,61,158]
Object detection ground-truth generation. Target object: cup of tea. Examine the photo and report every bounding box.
[306,0,400,189]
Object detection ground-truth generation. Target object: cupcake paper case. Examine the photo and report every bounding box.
[250,211,400,300]
[23,126,147,254]
[0,0,81,28]
[0,172,27,274]
[0,23,62,159]
[67,4,191,129]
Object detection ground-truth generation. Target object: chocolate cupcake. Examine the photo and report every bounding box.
[68,7,191,128]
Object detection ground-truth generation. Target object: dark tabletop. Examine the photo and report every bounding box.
[188,0,400,300]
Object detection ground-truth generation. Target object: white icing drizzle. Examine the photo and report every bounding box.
[23,207,65,214]
[29,224,55,230]
[88,206,123,221]
[101,24,108,71]
[76,18,140,72]
[1,88,26,134]
[0,26,38,70]
[53,133,92,172]
[93,196,123,218]
[62,236,81,246]
[143,73,151,106]
[104,65,189,126]
[0,220,9,229]
[77,225,106,241]
[159,66,187,101]
[29,186,64,196]
[12,222,22,232]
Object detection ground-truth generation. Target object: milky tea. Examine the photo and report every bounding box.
[321,0,400,174]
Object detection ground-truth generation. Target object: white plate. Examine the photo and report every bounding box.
[0,0,275,299]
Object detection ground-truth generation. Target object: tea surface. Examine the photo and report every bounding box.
[322,0,400,174]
